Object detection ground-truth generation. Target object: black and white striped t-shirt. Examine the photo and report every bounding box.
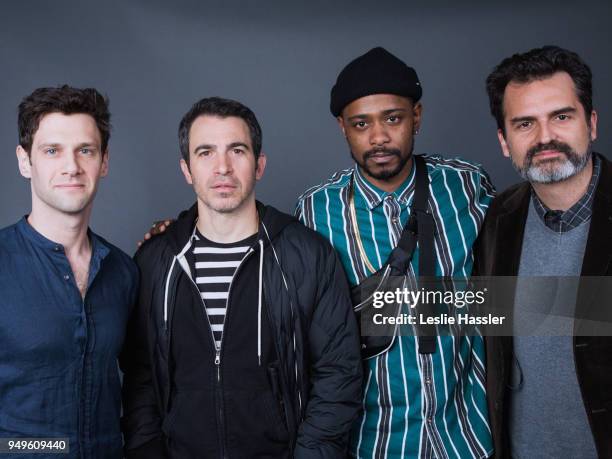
[191,229,257,349]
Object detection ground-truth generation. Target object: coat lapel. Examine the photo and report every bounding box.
[581,155,612,276]
[494,183,531,276]
[575,155,612,331]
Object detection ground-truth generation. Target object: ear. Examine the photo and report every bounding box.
[100,149,109,178]
[255,152,267,181]
[16,145,32,179]
[589,110,598,142]
[336,116,347,138]
[412,102,423,132]
[497,129,511,158]
[179,158,193,185]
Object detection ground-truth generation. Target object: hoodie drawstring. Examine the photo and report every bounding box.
[164,257,178,331]
[257,239,264,366]
[165,226,198,332]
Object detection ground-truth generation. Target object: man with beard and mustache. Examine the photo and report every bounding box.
[296,47,495,458]
[476,46,612,458]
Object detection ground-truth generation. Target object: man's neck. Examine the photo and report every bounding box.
[360,156,414,193]
[197,199,259,244]
[531,157,594,211]
[27,202,92,257]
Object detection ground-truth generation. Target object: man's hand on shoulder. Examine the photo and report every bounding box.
[137,219,173,248]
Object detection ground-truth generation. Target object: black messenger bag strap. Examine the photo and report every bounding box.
[387,155,437,354]
[349,155,437,358]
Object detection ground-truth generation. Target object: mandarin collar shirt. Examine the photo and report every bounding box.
[0,217,138,458]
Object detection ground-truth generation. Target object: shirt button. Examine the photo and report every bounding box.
[427,418,432,423]
[392,217,399,224]
[64,274,70,281]
[54,246,61,252]
[425,378,431,385]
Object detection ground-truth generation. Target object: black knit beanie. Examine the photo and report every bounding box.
[330,47,422,117]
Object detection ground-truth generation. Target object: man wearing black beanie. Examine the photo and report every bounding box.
[296,47,495,458]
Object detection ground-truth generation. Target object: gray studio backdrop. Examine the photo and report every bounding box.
[1,1,610,254]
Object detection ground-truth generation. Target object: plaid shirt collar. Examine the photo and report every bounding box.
[531,153,601,233]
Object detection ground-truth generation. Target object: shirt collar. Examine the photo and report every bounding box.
[353,162,416,210]
[531,153,601,232]
[17,215,110,260]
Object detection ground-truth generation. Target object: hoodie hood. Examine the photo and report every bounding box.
[160,200,300,374]
[164,201,297,254]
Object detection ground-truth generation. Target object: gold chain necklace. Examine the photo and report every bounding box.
[348,173,377,275]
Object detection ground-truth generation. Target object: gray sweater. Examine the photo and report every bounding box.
[509,200,597,458]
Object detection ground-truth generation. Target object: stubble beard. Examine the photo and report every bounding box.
[201,177,256,215]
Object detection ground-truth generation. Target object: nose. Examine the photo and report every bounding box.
[369,121,390,146]
[215,151,233,175]
[536,121,555,145]
[62,151,81,176]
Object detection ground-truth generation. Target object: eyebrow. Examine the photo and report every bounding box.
[510,106,577,124]
[347,108,408,122]
[227,142,251,151]
[193,144,216,154]
[193,142,251,154]
[75,142,98,149]
[549,106,577,117]
[38,142,98,149]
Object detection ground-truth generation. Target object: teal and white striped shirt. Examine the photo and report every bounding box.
[295,155,495,459]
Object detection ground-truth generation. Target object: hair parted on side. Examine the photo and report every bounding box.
[18,85,111,154]
[178,97,262,163]
[485,45,593,135]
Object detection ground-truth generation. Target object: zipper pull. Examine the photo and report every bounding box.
[215,349,221,381]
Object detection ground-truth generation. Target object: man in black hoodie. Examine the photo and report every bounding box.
[120,97,362,458]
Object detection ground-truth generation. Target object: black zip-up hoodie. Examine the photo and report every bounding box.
[120,203,362,458]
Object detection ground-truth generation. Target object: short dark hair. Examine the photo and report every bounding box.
[486,46,593,135]
[178,97,262,163]
[18,85,111,154]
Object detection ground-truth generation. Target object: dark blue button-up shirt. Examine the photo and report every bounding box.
[0,218,138,458]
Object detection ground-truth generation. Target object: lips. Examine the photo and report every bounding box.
[532,150,565,162]
[534,149,562,156]
[368,153,396,164]
[55,183,85,189]
[366,150,394,158]
[212,183,237,191]
[363,147,401,163]
[527,140,572,161]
